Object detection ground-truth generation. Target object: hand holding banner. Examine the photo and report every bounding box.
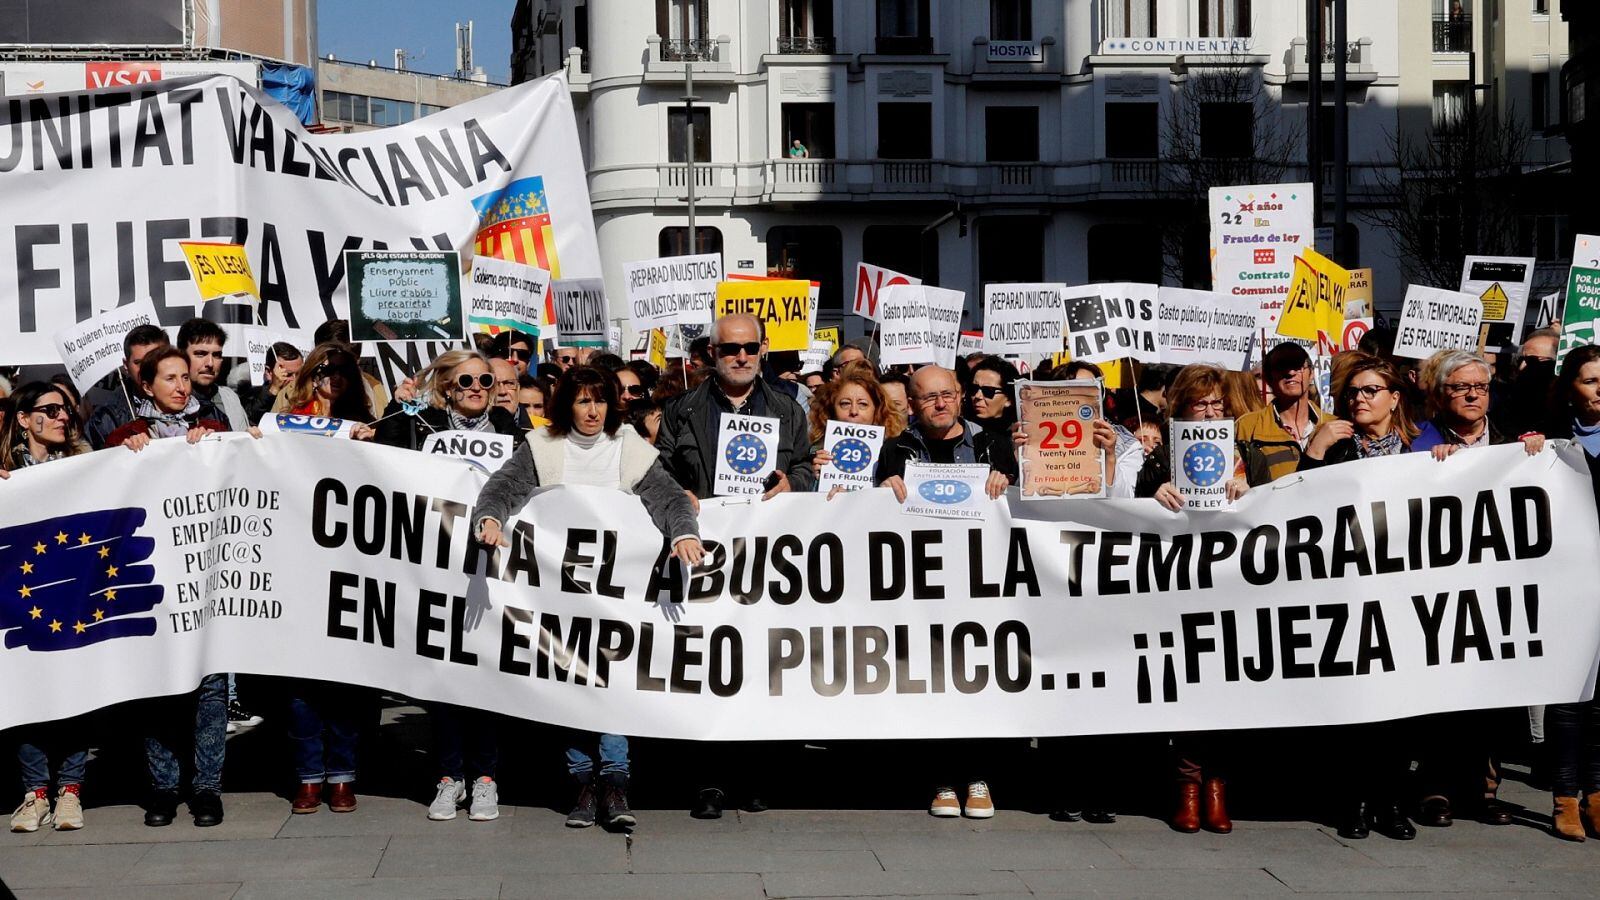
[1172,419,1236,511]
[1016,380,1105,499]
[819,421,885,493]
[902,462,991,520]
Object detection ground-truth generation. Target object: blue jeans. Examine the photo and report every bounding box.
[565,732,629,779]
[287,683,364,784]
[16,720,89,792]
[145,673,227,794]
[430,703,498,782]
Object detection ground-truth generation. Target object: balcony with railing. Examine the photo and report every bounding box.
[1288,36,1377,81]
[644,34,734,80]
[1432,13,1472,53]
[563,47,591,94]
[776,35,836,54]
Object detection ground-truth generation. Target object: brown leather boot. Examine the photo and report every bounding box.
[1553,796,1586,842]
[1584,796,1600,838]
[1202,778,1233,834]
[328,782,358,813]
[1171,782,1201,833]
[291,782,322,814]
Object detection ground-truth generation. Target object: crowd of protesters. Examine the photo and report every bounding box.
[3,311,1599,847]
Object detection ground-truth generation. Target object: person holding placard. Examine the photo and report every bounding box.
[371,349,522,823]
[244,343,302,424]
[1406,349,1545,831]
[471,366,703,830]
[1293,353,1420,841]
[270,343,378,439]
[1132,364,1248,834]
[806,362,906,495]
[1236,343,1331,485]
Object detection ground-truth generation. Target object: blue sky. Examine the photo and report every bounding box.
[317,0,516,84]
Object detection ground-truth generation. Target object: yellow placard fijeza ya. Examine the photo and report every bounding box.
[715,279,812,352]
[1277,248,1349,343]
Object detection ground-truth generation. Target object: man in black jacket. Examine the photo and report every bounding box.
[877,365,1015,502]
[656,313,814,502]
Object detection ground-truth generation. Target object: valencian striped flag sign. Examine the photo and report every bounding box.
[0,509,162,651]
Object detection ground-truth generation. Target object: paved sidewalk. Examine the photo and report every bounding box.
[1,768,1595,899]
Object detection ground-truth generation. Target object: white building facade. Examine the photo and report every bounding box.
[512,0,1568,333]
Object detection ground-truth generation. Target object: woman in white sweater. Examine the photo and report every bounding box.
[473,366,703,830]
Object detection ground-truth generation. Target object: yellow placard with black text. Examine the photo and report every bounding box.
[1278,248,1349,343]
[180,241,260,301]
[715,279,811,352]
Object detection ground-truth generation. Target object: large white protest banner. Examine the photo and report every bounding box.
[877,284,934,365]
[0,73,601,365]
[984,283,1065,356]
[53,297,162,392]
[1394,285,1484,360]
[0,438,1597,738]
[1155,287,1258,369]
[622,254,723,328]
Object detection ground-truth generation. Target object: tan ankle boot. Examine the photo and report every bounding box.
[1584,796,1600,838]
[1553,796,1586,842]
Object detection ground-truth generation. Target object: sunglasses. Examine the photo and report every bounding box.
[716,341,762,358]
[28,403,69,420]
[311,363,352,380]
[624,384,649,397]
[454,373,495,391]
[557,355,576,364]
[508,348,532,361]
[968,385,1002,399]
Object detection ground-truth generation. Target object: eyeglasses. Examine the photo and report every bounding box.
[311,363,350,381]
[454,373,495,391]
[1442,382,1490,398]
[508,348,532,361]
[623,384,649,397]
[1343,385,1392,401]
[1190,399,1226,412]
[716,341,762,358]
[915,390,960,407]
[968,385,1002,399]
[28,403,69,420]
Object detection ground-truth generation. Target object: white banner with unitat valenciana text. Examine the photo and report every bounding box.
[0,71,600,364]
[0,437,1598,738]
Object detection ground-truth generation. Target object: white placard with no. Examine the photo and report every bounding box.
[852,262,921,322]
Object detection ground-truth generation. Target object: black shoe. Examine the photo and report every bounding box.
[1337,802,1370,840]
[691,788,724,820]
[601,773,637,828]
[1417,796,1452,827]
[190,790,224,827]
[566,781,598,828]
[1050,809,1084,822]
[1083,810,1118,824]
[1371,804,1416,840]
[1478,797,1514,826]
[741,794,768,813]
[144,791,179,827]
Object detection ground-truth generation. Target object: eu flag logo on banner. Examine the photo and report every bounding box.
[0,509,163,652]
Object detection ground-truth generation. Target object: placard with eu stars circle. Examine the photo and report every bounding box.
[818,421,886,493]
[713,412,782,496]
[1172,418,1236,511]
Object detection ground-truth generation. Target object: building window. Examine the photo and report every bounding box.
[985,107,1040,162]
[767,226,843,310]
[1532,71,1549,131]
[658,0,709,58]
[1533,0,1548,14]
[978,216,1047,285]
[1199,102,1252,157]
[779,0,834,53]
[990,0,1031,41]
[1432,0,1471,53]
[876,0,932,53]
[668,107,711,162]
[782,103,836,158]
[1432,81,1469,133]
[1088,224,1163,284]
[1104,102,1159,157]
[878,103,932,158]
[863,225,940,287]
[1199,0,1250,38]
[1103,0,1156,39]
[659,226,724,257]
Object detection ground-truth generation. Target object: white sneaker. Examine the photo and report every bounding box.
[427,777,466,821]
[10,791,50,833]
[964,781,995,819]
[468,777,500,822]
[53,788,83,831]
[929,787,961,818]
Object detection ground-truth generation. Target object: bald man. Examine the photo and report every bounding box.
[655,313,815,503]
[878,365,1016,502]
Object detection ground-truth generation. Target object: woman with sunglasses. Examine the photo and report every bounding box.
[965,356,1019,439]
[270,342,378,440]
[614,365,653,413]
[1294,353,1420,841]
[370,349,521,822]
[473,365,703,830]
[0,383,94,833]
[1133,364,1248,835]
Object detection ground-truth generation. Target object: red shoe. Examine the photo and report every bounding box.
[292,782,322,814]
[328,782,358,813]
